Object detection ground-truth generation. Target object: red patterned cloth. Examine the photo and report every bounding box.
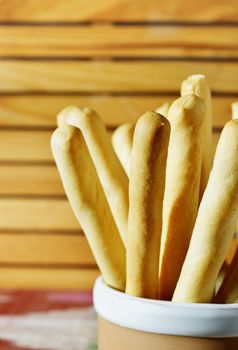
[0,290,97,350]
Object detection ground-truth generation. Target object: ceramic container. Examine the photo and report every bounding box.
[93,276,238,350]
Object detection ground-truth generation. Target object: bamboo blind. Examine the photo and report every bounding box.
[0,0,237,289]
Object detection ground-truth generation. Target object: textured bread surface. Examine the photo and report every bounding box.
[173,119,238,303]
[112,122,135,176]
[126,111,170,298]
[58,106,128,245]
[51,125,126,291]
[159,94,204,300]
[181,74,212,198]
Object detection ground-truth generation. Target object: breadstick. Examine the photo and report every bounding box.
[214,246,238,303]
[155,102,170,118]
[215,238,237,293]
[51,125,126,291]
[126,111,170,299]
[112,123,134,176]
[159,95,204,300]
[58,106,128,245]
[232,101,238,119]
[181,75,212,198]
[215,261,227,294]
[173,119,238,303]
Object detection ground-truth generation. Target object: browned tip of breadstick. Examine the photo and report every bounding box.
[168,94,204,126]
[112,123,135,176]
[231,101,238,120]
[155,102,170,117]
[135,111,169,135]
[181,74,210,101]
[57,106,95,127]
[126,111,170,299]
[51,125,126,291]
[56,105,129,246]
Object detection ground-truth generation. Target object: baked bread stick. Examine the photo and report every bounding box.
[232,101,238,119]
[58,106,128,245]
[159,95,204,300]
[215,239,237,293]
[112,123,135,176]
[173,119,238,303]
[181,75,212,198]
[126,111,170,299]
[215,261,227,294]
[214,246,238,303]
[155,102,170,118]
[51,125,126,291]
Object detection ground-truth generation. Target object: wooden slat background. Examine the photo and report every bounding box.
[0,1,237,289]
[1,61,238,93]
[1,0,238,22]
[1,26,238,58]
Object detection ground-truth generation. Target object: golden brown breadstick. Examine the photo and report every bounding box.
[155,102,170,118]
[214,246,238,303]
[159,95,204,301]
[58,106,128,245]
[215,239,237,293]
[181,75,212,198]
[126,111,170,299]
[232,101,238,120]
[51,125,126,291]
[173,119,238,303]
[111,123,135,176]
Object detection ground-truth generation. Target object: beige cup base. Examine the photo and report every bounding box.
[98,316,238,350]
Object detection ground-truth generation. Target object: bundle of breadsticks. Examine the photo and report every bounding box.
[51,74,238,304]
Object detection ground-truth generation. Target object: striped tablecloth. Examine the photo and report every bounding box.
[0,290,97,350]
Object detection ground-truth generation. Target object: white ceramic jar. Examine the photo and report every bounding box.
[94,276,238,350]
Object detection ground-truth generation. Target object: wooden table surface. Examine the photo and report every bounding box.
[0,289,97,350]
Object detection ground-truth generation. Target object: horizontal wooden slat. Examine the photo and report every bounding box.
[0,95,234,128]
[0,234,95,265]
[0,95,153,127]
[0,267,100,290]
[0,0,237,22]
[0,130,52,161]
[0,130,221,162]
[0,165,63,195]
[1,25,238,58]
[0,199,79,229]
[1,61,238,93]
